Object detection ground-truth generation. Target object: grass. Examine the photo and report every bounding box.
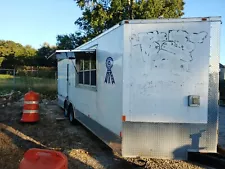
[0,74,57,97]
[0,74,14,79]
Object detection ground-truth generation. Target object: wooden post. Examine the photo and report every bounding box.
[13,69,16,91]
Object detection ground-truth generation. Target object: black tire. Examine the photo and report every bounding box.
[68,105,76,124]
[64,101,69,117]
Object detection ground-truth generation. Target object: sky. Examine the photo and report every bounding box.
[0,0,82,48]
[0,0,224,63]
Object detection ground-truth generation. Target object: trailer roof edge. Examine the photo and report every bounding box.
[75,24,121,50]
[55,49,96,53]
[55,16,221,53]
[120,16,221,25]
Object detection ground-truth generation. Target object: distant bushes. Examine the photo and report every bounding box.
[0,41,57,69]
[16,66,57,79]
[0,66,57,79]
[18,66,56,71]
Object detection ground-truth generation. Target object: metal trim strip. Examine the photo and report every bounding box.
[23,110,39,114]
[24,101,39,104]
[75,109,122,154]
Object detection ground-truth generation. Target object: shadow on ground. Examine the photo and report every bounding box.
[0,100,138,169]
[0,96,214,169]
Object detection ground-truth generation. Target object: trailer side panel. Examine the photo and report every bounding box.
[68,25,124,136]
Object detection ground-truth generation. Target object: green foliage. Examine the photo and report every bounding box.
[24,45,37,57]
[0,57,4,66]
[132,0,184,19]
[0,40,37,59]
[75,0,185,40]
[75,4,109,39]
[0,75,57,96]
[18,66,56,71]
[56,0,185,50]
[16,70,56,79]
[0,40,25,57]
[35,43,57,67]
[0,40,57,68]
[37,43,55,57]
[0,40,37,68]
[56,32,86,50]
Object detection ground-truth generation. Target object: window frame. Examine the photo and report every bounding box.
[75,53,97,91]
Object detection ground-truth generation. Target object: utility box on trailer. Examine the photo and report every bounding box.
[56,17,221,160]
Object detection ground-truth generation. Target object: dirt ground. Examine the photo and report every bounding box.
[0,94,214,169]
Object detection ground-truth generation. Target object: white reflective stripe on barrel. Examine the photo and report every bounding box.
[23,110,39,114]
[24,101,39,104]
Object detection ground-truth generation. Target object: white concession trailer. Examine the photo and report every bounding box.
[56,17,222,160]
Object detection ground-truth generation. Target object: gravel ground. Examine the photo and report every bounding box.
[0,95,215,169]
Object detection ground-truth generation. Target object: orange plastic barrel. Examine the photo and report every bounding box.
[19,148,68,169]
[20,91,40,122]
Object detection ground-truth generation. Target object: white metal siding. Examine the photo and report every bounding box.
[208,21,221,149]
[68,26,124,136]
[122,17,220,24]
[124,21,211,123]
[57,60,68,97]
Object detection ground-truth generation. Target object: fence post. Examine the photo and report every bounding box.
[13,69,16,91]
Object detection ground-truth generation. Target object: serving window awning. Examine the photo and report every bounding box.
[55,49,96,60]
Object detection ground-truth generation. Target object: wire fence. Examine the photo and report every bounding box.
[0,68,57,95]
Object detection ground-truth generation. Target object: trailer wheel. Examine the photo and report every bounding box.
[68,105,76,124]
[64,101,68,117]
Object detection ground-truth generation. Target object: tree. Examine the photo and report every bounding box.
[56,32,86,50]
[0,57,4,67]
[74,0,185,41]
[0,40,25,58]
[56,0,184,50]
[0,40,37,68]
[0,40,59,68]
[36,43,57,67]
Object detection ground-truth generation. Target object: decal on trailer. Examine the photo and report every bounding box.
[104,57,115,84]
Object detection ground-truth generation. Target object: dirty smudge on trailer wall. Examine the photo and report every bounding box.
[130,30,208,72]
[127,25,210,123]
[129,29,208,97]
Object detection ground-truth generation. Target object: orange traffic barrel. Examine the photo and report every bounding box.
[20,91,40,122]
[19,148,68,169]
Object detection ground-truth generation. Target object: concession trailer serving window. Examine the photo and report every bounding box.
[56,49,97,88]
[76,53,96,86]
